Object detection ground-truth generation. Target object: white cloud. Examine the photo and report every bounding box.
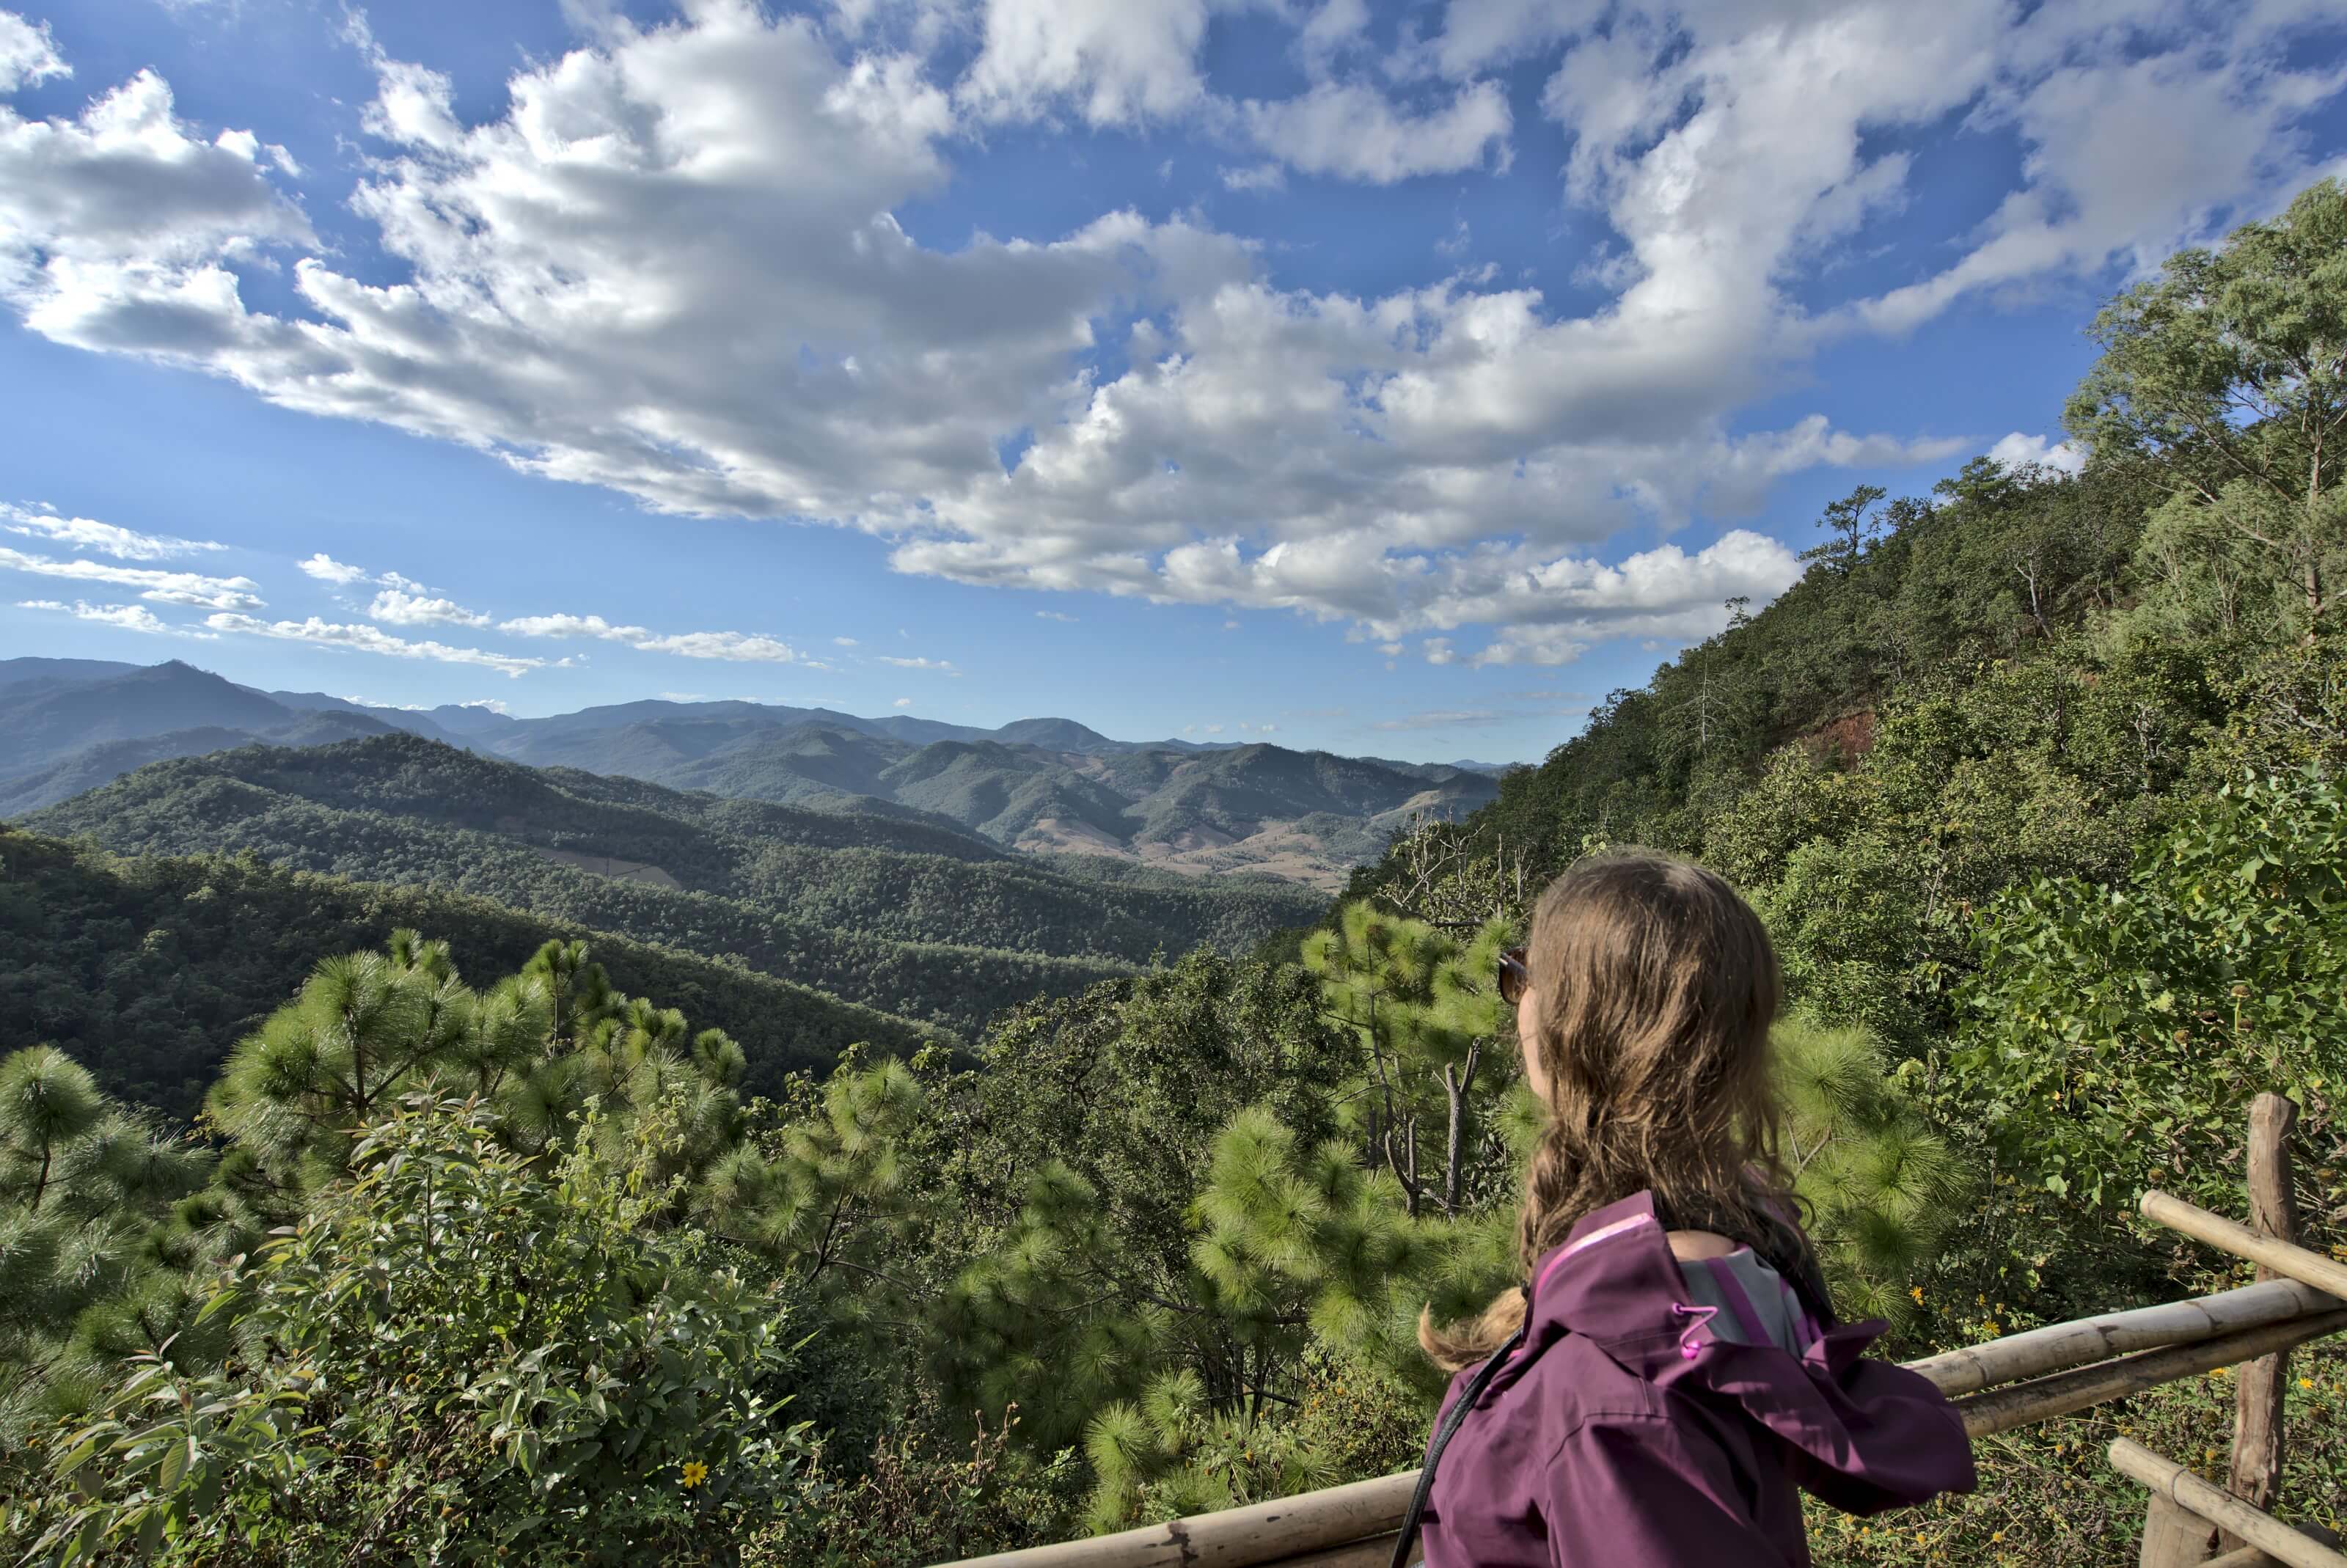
[0,544,262,609]
[458,697,509,714]
[1988,431,2087,477]
[1242,79,1512,184]
[892,695,914,707]
[1,3,2337,666]
[18,598,174,634]
[1424,637,1457,665]
[368,587,491,627]
[877,654,958,671]
[299,552,368,586]
[833,634,860,646]
[204,612,546,677]
[0,11,65,95]
[0,52,315,341]
[499,612,802,663]
[1034,609,1077,621]
[960,0,1218,125]
[2,504,223,560]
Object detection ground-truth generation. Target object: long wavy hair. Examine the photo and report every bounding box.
[1420,849,1815,1371]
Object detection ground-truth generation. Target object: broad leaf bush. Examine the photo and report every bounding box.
[1955,768,2344,1207]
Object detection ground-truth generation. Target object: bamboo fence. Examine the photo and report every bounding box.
[942,1095,2343,1568]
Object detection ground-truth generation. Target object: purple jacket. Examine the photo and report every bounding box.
[1418,1193,1974,1567]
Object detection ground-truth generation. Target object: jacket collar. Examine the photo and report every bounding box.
[1514,1190,1883,1385]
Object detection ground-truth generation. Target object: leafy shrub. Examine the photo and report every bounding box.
[1955,767,2344,1208]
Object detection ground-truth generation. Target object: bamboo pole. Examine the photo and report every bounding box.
[2227,1093,2303,1551]
[2109,1439,2347,1568]
[1903,1278,2331,1398]
[1948,1310,2347,1439]
[2206,1523,2346,1568]
[2140,1190,2347,1301]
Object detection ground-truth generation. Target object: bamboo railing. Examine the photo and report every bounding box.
[944,1096,2343,1568]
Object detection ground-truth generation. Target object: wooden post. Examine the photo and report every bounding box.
[2226,1093,2302,1551]
[2140,1492,2214,1568]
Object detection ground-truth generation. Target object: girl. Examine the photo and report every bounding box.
[1405,851,1974,1567]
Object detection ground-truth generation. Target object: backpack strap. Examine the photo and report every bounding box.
[1386,1319,1528,1568]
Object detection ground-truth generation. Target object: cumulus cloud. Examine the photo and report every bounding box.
[959,0,1218,125]
[0,2,2337,667]
[3,505,223,560]
[876,654,959,672]
[299,553,368,586]
[0,12,64,95]
[1241,79,1511,184]
[203,612,546,677]
[0,544,263,609]
[892,695,914,707]
[18,598,175,634]
[1988,431,2088,477]
[499,612,802,663]
[368,587,491,628]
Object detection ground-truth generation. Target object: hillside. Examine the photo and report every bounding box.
[21,733,1326,1036]
[0,823,942,1118]
[0,659,1500,887]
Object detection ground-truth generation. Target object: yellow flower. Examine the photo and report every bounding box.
[1911,1286,1925,1303]
[681,1460,709,1490]
[2301,1377,2315,1391]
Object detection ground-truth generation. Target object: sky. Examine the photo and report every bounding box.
[1,1,2343,763]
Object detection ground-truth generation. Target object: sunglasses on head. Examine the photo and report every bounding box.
[1498,946,1530,1006]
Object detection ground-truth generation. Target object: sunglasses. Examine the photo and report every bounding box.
[1498,946,1530,1006]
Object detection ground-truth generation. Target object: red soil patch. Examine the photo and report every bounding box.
[1799,709,1878,763]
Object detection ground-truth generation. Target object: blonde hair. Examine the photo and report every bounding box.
[1420,849,1798,1371]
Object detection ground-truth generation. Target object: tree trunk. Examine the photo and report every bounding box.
[1441,1041,1480,1215]
[2222,1093,2301,1553]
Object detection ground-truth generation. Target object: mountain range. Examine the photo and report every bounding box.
[0,659,1506,887]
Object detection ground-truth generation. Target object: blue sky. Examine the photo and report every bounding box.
[1,0,2342,762]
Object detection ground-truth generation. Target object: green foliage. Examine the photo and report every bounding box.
[1954,766,2346,1207]
[744,1404,1084,1567]
[32,1095,817,1566]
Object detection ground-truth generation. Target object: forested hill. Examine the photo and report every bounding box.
[22,733,1325,1038]
[0,824,940,1118]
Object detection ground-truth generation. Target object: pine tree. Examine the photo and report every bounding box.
[1301,903,1513,1217]
[1773,1016,1966,1331]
